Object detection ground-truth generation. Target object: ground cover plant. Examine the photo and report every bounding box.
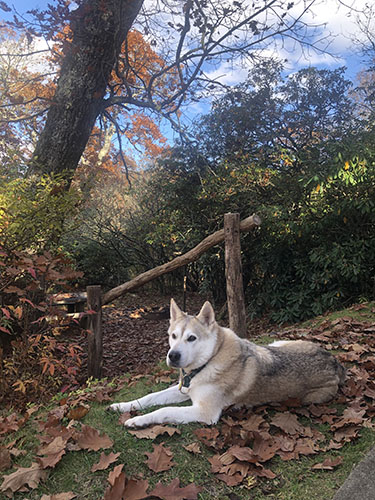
[1,302,375,499]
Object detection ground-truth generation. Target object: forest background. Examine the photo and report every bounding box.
[0,0,375,402]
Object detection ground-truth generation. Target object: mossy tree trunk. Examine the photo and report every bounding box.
[29,0,143,183]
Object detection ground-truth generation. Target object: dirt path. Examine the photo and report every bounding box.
[74,292,209,381]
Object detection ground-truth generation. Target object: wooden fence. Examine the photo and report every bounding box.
[73,213,260,377]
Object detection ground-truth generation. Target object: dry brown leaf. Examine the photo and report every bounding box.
[108,464,124,486]
[193,427,220,447]
[331,407,366,430]
[103,471,126,500]
[150,477,202,500]
[207,454,223,473]
[251,464,277,479]
[294,438,318,456]
[93,390,112,403]
[0,462,48,494]
[0,448,11,471]
[0,413,23,435]
[271,412,304,435]
[118,412,132,425]
[334,425,360,443]
[38,436,67,457]
[238,414,266,432]
[312,456,343,470]
[91,451,120,472]
[8,448,26,458]
[74,424,113,451]
[145,443,175,473]
[220,445,256,465]
[183,442,201,454]
[123,478,150,500]
[40,493,77,500]
[216,472,244,486]
[252,433,280,462]
[67,405,90,421]
[37,436,67,469]
[128,425,181,439]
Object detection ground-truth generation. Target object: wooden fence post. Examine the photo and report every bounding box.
[224,213,247,338]
[86,285,103,379]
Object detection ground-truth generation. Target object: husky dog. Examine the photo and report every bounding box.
[109,299,345,428]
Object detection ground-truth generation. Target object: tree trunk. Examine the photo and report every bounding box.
[29,0,143,183]
[87,285,103,379]
[224,213,247,338]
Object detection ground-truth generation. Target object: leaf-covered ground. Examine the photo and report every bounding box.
[1,299,375,499]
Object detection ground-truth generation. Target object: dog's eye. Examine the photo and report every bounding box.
[171,333,177,340]
[187,335,196,342]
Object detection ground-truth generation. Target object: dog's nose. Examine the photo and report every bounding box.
[168,350,181,365]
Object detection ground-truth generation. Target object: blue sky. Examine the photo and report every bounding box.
[2,0,369,81]
[1,0,371,142]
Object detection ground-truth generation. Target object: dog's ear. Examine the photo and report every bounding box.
[170,298,185,322]
[196,301,215,326]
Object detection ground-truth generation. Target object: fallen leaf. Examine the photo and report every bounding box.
[271,412,304,435]
[118,412,132,425]
[37,436,67,469]
[312,456,343,470]
[334,425,360,443]
[331,407,366,430]
[193,427,220,447]
[145,443,175,473]
[0,413,23,435]
[8,448,26,458]
[0,448,11,471]
[67,406,89,421]
[129,425,181,439]
[252,433,280,462]
[0,462,48,494]
[220,445,256,465]
[103,471,126,500]
[150,477,202,500]
[91,451,120,472]
[183,442,201,454]
[207,454,223,473]
[108,464,124,486]
[251,464,277,479]
[74,424,113,451]
[40,493,77,500]
[238,414,266,432]
[216,472,244,486]
[123,478,150,500]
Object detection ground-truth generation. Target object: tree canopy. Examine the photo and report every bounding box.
[1,0,331,183]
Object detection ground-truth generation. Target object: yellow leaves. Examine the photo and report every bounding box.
[14,305,23,320]
[344,161,350,170]
[13,380,26,394]
[13,379,37,394]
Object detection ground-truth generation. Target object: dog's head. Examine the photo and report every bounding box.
[166,299,218,370]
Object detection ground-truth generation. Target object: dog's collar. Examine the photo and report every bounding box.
[179,364,207,390]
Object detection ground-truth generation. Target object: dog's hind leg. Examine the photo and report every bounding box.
[302,383,339,405]
[108,384,189,413]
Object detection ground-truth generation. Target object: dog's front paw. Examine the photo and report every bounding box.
[124,415,149,428]
[107,403,132,413]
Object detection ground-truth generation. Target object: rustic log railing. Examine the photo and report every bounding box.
[102,214,261,305]
[85,213,260,377]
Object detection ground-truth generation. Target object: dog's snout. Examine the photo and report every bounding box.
[168,350,181,365]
